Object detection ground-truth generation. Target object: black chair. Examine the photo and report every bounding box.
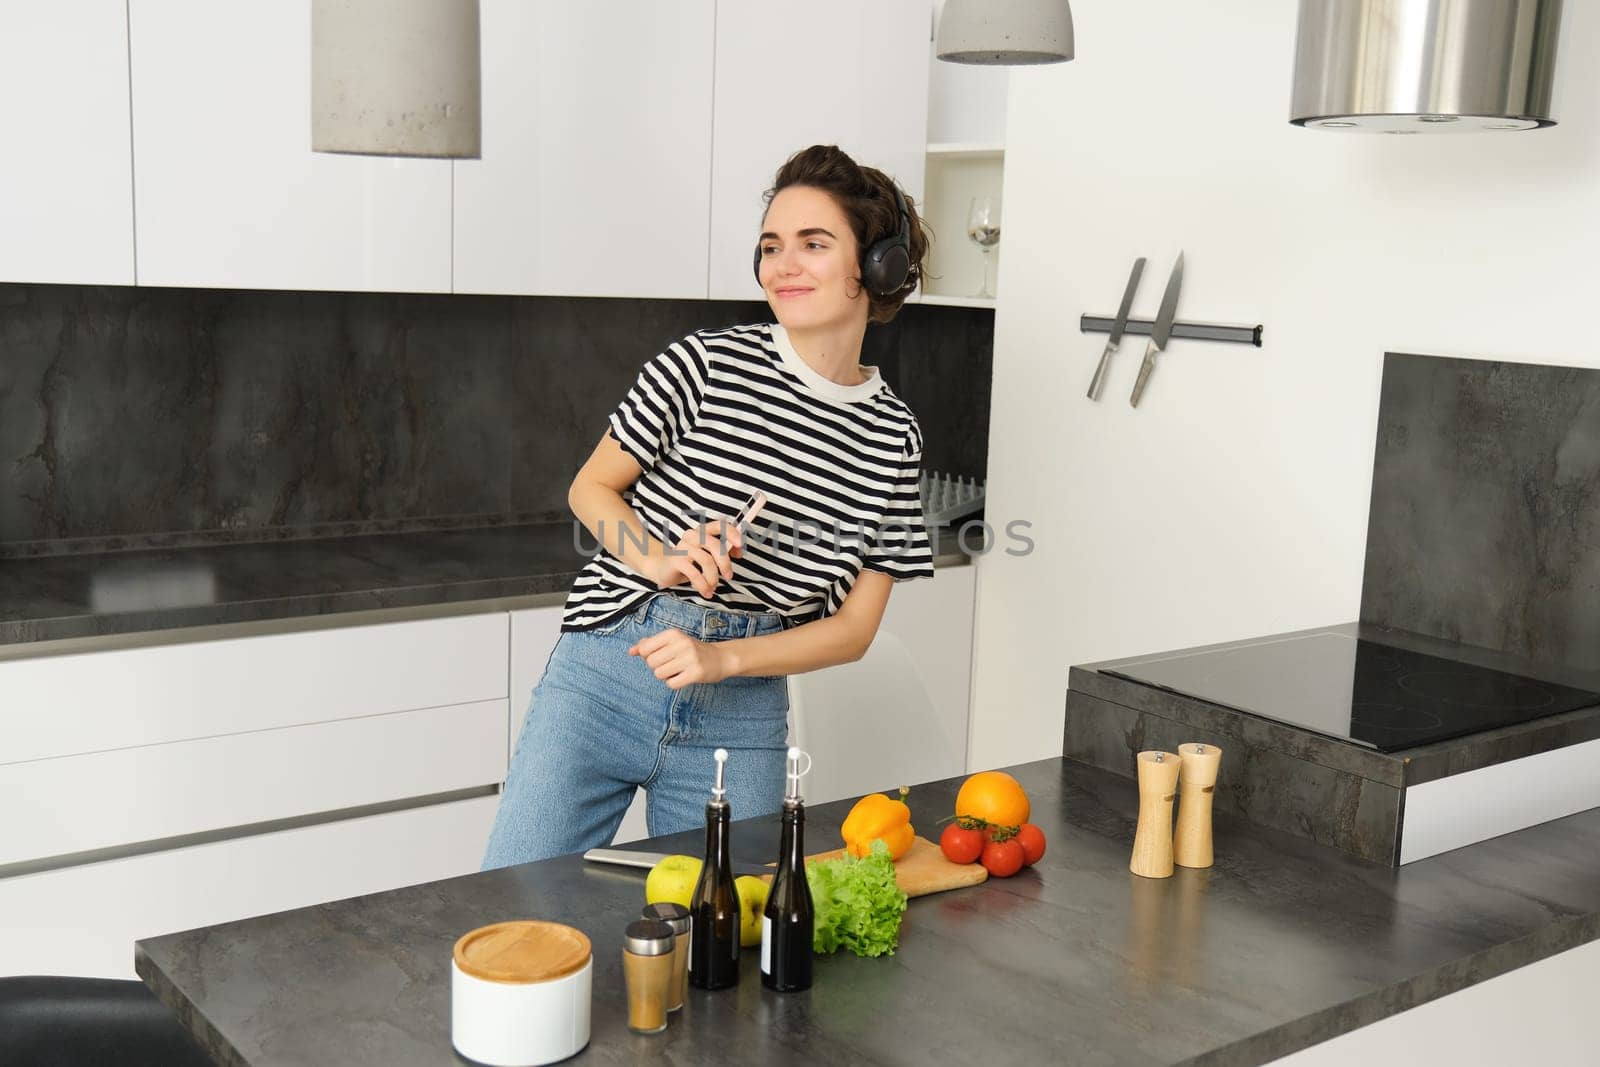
[0,976,215,1067]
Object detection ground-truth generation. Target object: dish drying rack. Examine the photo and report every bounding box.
[920,470,986,526]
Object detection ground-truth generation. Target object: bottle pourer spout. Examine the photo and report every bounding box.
[712,747,729,802]
[785,746,811,802]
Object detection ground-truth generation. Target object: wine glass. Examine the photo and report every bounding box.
[966,197,1001,299]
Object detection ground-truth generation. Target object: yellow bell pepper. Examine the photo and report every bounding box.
[841,786,914,861]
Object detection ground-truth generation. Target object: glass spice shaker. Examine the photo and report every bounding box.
[622,919,675,1035]
[641,902,691,1012]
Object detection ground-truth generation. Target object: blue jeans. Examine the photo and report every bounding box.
[481,593,792,869]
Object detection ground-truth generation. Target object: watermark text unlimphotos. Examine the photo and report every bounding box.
[570,511,1034,560]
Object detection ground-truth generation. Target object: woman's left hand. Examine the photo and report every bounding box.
[628,628,734,690]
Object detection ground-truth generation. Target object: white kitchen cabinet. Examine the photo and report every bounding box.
[127,0,451,292]
[1,698,506,868]
[453,0,716,298]
[0,794,498,980]
[0,611,509,866]
[0,1,134,285]
[0,613,508,766]
[0,610,510,978]
[707,0,933,301]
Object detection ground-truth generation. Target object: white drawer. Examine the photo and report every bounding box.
[0,612,509,764]
[1,698,507,867]
[0,793,501,979]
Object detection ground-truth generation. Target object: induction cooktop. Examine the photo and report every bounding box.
[1104,633,1600,753]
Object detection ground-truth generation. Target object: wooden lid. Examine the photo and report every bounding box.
[453,921,592,985]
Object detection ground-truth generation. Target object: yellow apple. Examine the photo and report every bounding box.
[645,855,702,908]
[735,875,769,948]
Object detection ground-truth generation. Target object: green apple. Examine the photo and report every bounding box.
[645,855,702,908]
[735,875,769,948]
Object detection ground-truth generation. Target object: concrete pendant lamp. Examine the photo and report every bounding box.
[936,0,1075,65]
[312,0,482,158]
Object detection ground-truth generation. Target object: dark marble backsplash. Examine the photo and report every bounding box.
[1361,352,1600,671]
[0,283,991,555]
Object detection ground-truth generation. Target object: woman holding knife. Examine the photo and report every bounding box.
[482,145,935,868]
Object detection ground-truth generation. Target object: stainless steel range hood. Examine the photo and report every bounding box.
[1290,0,1565,132]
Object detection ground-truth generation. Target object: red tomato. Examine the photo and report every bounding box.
[940,823,985,864]
[980,838,1025,878]
[1014,823,1047,866]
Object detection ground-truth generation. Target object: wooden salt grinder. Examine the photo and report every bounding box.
[1174,743,1223,869]
[1177,742,1222,870]
[1130,750,1181,879]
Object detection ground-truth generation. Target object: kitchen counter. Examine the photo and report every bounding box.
[136,756,1600,1067]
[1066,623,1600,865]
[0,521,971,649]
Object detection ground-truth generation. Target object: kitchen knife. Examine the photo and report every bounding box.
[1086,257,1146,401]
[583,847,773,878]
[1129,252,1185,408]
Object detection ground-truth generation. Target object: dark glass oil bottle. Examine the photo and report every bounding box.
[761,747,814,992]
[688,747,740,990]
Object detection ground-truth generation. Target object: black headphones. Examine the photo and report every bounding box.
[753,184,914,297]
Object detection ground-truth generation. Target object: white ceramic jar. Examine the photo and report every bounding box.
[451,920,592,1066]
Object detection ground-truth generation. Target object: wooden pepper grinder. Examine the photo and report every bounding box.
[1130,750,1181,879]
[1174,742,1222,869]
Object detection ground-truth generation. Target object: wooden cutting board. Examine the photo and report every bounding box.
[760,836,988,898]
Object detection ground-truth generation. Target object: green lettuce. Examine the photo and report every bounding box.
[806,840,909,958]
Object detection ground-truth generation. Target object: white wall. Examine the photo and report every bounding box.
[969,1,1600,770]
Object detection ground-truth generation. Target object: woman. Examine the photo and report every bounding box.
[481,144,935,868]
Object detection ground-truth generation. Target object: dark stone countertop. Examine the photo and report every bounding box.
[0,522,971,649]
[136,757,1600,1067]
[1073,621,1600,788]
[0,523,583,648]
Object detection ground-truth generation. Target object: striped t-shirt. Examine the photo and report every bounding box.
[561,322,934,632]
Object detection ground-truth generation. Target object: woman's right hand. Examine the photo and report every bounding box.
[654,519,743,599]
